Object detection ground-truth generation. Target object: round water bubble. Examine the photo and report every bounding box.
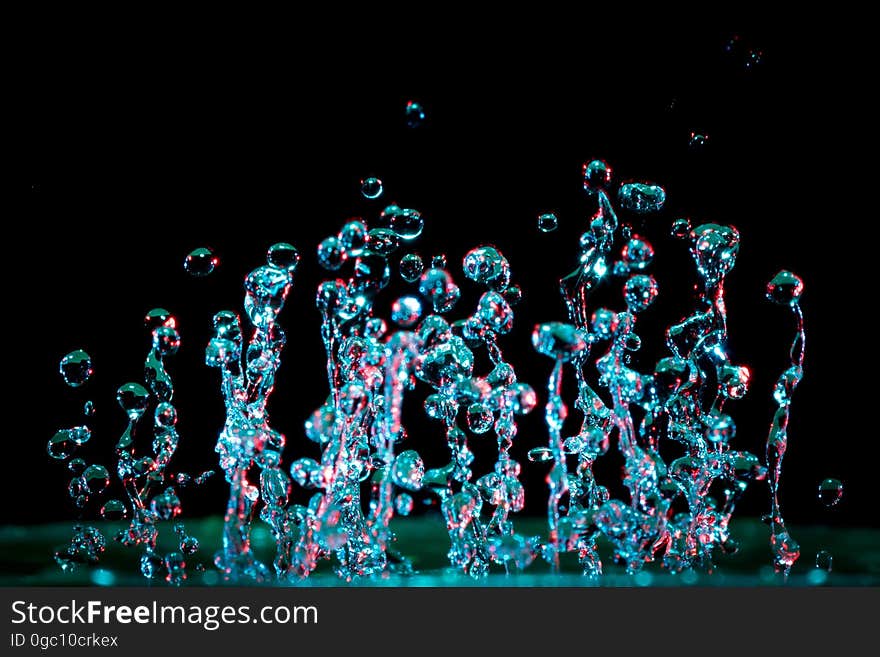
[671,217,691,239]
[815,550,833,573]
[83,464,110,496]
[317,236,347,270]
[766,270,804,306]
[83,400,95,417]
[705,413,735,444]
[100,499,127,521]
[339,220,367,255]
[391,295,423,327]
[155,402,177,427]
[378,206,424,241]
[68,458,87,475]
[267,242,301,272]
[151,488,182,520]
[391,450,424,491]
[462,246,510,290]
[537,212,558,233]
[622,236,654,270]
[624,274,659,312]
[184,247,218,277]
[582,159,612,195]
[502,284,522,306]
[360,177,383,199]
[818,478,843,508]
[466,403,493,434]
[48,431,77,460]
[399,253,425,282]
[689,132,709,149]
[405,100,425,128]
[395,493,414,516]
[152,325,180,356]
[180,536,200,556]
[117,383,150,420]
[618,182,666,213]
[59,350,93,387]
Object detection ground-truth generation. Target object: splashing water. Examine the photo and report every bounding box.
[49,157,807,584]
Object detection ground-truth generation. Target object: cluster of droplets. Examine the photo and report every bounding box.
[49,309,214,582]
[528,159,806,578]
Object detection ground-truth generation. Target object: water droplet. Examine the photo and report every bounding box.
[532,322,587,361]
[399,253,425,282]
[117,383,150,420]
[155,402,177,427]
[671,217,691,239]
[360,177,384,199]
[68,458,86,475]
[83,464,110,495]
[59,350,93,387]
[705,413,736,444]
[623,274,659,312]
[528,447,554,463]
[622,236,654,270]
[689,132,709,149]
[394,493,414,516]
[538,212,558,233]
[766,270,804,306]
[151,488,182,520]
[365,228,400,256]
[180,536,200,556]
[101,499,127,520]
[431,254,447,269]
[184,247,218,277]
[466,403,493,434]
[267,242,301,272]
[618,182,666,213]
[83,400,95,417]
[462,246,510,290]
[391,295,423,327]
[583,159,612,195]
[165,552,187,585]
[317,236,347,270]
[405,100,425,128]
[818,478,843,508]
[391,450,424,491]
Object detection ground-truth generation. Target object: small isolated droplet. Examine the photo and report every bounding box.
[671,217,691,239]
[267,242,301,272]
[583,159,612,195]
[83,400,96,417]
[184,247,218,277]
[60,350,93,387]
[818,478,843,508]
[405,100,425,128]
[537,212,558,233]
[360,177,384,200]
[395,492,414,516]
[317,236,347,270]
[399,253,425,282]
[815,549,833,572]
[528,447,554,463]
[431,254,447,269]
[689,132,709,149]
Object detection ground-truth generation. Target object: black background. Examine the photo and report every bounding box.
[10,18,872,528]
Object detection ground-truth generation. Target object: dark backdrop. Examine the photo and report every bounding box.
[10,20,872,527]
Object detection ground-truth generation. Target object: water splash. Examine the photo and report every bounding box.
[48,159,807,584]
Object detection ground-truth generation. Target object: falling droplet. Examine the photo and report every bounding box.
[766,270,804,306]
[405,100,425,128]
[582,159,612,195]
[466,403,493,434]
[317,236,347,270]
[399,253,425,282]
[48,427,91,460]
[618,182,666,213]
[394,493,414,516]
[815,550,833,572]
[82,464,110,496]
[818,478,843,508]
[538,212,558,233]
[184,247,218,277]
[671,217,691,239]
[100,499,127,520]
[391,296,423,327]
[360,177,384,200]
[689,132,709,149]
[59,350,93,387]
[622,236,654,270]
[623,274,659,312]
[267,243,301,272]
[391,450,425,491]
[117,383,150,420]
[83,400,95,417]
